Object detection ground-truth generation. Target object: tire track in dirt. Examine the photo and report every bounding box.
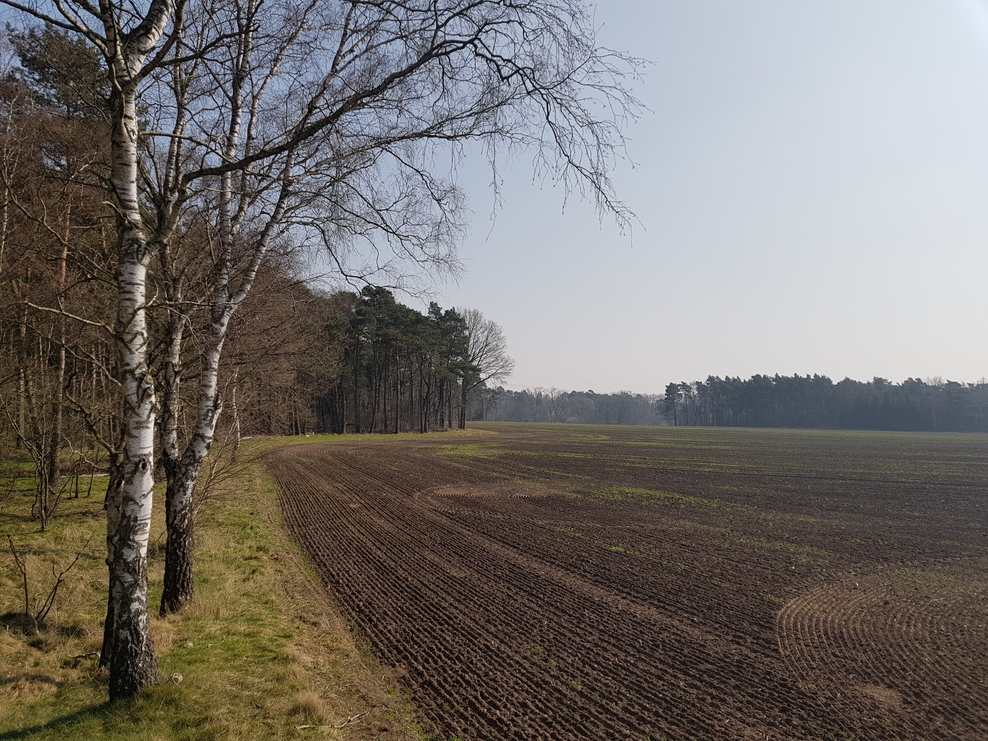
[777,560,988,739]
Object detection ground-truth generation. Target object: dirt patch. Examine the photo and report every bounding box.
[859,684,904,708]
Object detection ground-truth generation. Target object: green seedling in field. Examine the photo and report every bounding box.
[586,486,751,512]
[434,443,504,458]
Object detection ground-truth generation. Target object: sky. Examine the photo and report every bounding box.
[424,0,988,395]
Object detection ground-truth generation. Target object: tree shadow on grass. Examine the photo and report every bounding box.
[0,681,188,740]
[0,702,112,740]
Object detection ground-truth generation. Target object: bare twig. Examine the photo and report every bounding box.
[335,712,367,729]
[6,535,31,625]
[295,713,367,731]
[5,533,93,628]
[35,535,92,624]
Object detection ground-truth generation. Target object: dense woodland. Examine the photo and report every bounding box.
[476,376,988,433]
[0,26,513,450]
[306,288,514,435]
[662,375,988,432]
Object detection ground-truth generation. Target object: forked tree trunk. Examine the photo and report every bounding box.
[159,302,193,614]
[159,419,218,616]
[160,455,197,613]
[159,143,291,612]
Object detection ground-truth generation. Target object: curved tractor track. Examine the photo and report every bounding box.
[777,560,988,738]
[266,427,988,740]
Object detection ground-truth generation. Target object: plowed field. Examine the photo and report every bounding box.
[266,424,988,740]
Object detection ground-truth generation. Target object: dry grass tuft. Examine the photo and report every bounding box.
[0,674,61,704]
[149,612,178,654]
[287,689,329,723]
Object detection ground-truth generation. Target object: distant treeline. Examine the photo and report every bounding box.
[661,375,988,432]
[473,388,662,426]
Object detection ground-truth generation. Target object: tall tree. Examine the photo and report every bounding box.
[1,0,180,700]
[0,29,116,525]
[0,0,639,699]
[458,308,514,429]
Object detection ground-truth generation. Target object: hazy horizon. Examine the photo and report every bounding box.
[424,1,988,395]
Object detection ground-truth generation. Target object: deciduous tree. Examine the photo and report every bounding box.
[458,308,514,429]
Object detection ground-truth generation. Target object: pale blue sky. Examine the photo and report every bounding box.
[7,1,982,396]
[433,1,988,394]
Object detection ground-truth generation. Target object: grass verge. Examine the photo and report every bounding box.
[0,438,423,741]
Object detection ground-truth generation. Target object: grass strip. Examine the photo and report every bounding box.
[0,439,422,741]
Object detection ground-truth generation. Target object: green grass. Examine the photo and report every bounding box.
[0,440,421,740]
[434,442,504,458]
[585,486,751,511]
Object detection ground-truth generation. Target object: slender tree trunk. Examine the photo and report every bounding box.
[49,242,67,513]
[160,454,196,614]
[159,299,192,614]
[352,351,361,433]
[230,368,241,460]
[37,242,69,530]
[160,319,226,614]
[394,354,400,434]
[102,12,175,693]
[17,302,26,448]
[459,380,469,430]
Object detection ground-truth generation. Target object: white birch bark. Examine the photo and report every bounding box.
[98,0,176,700]
[1,0,639,685]
[160,160,293,612]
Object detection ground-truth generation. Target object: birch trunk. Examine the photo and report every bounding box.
[159,130,293,613]
[160,320,226,614]
[159,295,192,614]
[159,2,251,612]
[100,0,175,698]
[105,84,158,696]
[230,368,241,461]
[106,264,157,697]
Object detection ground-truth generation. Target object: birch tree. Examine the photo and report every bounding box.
[0,0,182,700]
[0,0,639,699]
[458,308,514,428]
[146,0,639,618]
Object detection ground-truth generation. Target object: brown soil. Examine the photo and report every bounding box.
[266,424,988,740]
